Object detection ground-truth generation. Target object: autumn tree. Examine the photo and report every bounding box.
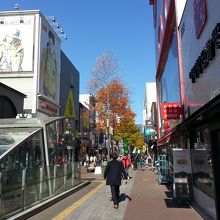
[95,79,134,132]
[88,51,133,131]
[87,51,143,154]
[114,116,144,150]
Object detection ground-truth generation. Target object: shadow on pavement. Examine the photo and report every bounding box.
[164,199,190,208]
[164,191,173,198]
[119,193,132,203]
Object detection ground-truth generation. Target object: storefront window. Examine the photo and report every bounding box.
[158,30,181,135]
[159,30,180,103]
[191,126,215,198]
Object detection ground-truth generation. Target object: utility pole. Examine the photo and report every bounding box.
[106,116,110,161]
[106,93,111,161]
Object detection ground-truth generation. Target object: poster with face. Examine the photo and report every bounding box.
[39,20,60,103]
[0,15,34,72]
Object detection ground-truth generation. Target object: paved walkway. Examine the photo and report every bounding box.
[124,169,202,220]
[64,167,203,220]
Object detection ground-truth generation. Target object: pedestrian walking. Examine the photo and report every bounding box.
[104,153,128,209]
[121,153,131,179]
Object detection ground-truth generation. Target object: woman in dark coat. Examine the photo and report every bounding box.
[104,153,127,209]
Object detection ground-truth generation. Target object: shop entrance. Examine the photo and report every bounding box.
[211,129,220,220]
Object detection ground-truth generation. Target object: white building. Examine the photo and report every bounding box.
[79,94,96,148]
[0,10,61,117]
[144,82,156,121]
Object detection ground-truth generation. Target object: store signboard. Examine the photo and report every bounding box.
[0,15,34,72]
[39,19,60,104]
[161,102,182,120]
[173,148,192,202]
[38,96,59,116]
[193,0,207,39]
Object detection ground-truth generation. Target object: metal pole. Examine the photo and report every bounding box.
[107,118,110,161]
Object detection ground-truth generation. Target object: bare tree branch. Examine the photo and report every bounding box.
[87,51,120,95]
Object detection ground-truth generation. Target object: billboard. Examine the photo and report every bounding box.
[39,19,60,103]
[0,15,35,72]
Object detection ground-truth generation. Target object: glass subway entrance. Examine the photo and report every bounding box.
[0,117,80,219]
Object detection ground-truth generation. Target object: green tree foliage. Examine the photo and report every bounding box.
[114,116,144,149]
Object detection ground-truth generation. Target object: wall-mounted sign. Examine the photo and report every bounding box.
[193,0,207,39]
[38,96,59,116]
[161,102,182,120]
[189,23,220,83]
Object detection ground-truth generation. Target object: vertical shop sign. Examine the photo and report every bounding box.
[193,0,207,39]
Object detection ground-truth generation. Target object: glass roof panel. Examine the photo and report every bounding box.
[0,127,41,156]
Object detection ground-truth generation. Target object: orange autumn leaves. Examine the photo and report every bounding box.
[95,80,135,132]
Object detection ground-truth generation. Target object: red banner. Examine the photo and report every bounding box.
[161,102,182,120]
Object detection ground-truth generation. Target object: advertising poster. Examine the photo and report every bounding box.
[173,148,192,202]
[0,15,34,72]
[39,20,60,103]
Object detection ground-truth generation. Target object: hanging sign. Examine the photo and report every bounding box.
[161,102,182,120]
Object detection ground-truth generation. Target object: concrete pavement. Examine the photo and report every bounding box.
[65,166,134,220]
[14,166,206,220]
[64,166,203,220]
[124,169,202,220]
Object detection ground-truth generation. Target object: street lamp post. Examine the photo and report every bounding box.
[106,117,110,161]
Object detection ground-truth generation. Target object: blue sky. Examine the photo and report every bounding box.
[1,0,156,124]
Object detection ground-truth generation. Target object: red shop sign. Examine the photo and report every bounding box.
[193,0,207,39]
[161,102,182,120]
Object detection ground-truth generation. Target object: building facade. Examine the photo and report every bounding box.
[179,1,220,218]
[0,10,60,117]
[144,82,156,121]
[0,10,79,123]
[150,0,220,218]
[143,82,157,142]
[79,94,96,154]
[79,102,90,158]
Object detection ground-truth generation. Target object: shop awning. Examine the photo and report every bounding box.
[157,127,176,146]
